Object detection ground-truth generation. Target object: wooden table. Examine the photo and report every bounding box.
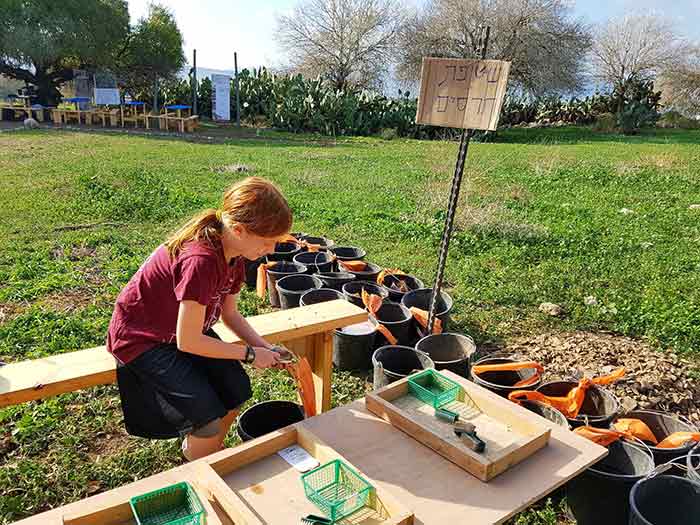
[13,388,606,524]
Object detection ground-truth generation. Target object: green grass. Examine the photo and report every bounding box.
[0,126,699,523]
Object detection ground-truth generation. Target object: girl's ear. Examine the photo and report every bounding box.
[230,223,246,239]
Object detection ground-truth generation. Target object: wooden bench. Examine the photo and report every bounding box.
[0,300,367,414]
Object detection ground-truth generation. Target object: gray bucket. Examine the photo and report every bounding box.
[266,261,308,308]
[343,262,382,283]
[688,443,700,483]
[382,274,425,303]
[330,245,366,261]
[373,301,414,347]
[567,440,655,525]
[401,288,454,336]
[342,281,389,309]
[275,274,322,310]
[372,345,435,390]
[333,319,378,371]
[316,271,356,292]
[520,400,569,428]
[538,380,619,428]
[630,474,700,525]
[299,235,335,251]
[611,409,699,465]
[415,333,476,378]
[471,356,542,397]
[237,401,304,441]
[299,288,345,307]
[293,251,335,274]
[267,241,301,262]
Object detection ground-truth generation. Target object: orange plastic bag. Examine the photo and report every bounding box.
[256,262,276,299]
[362,289,398,345]
[339,260,367,272]
[574,426,627,447]
[656,432,700,449]
[377,268,406,286]
[472,361,544,388]
[287,357,317,418]
[409,307,443,334]
[591,367,626,385]
[613,419,658,444]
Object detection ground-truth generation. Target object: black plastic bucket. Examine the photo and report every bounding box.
[316,272,356,291]
[401,288,454,335]
[372,345,435,390]
[567,440,654,525]
[333,319,378,371]
[471,356,542,397]
[275,274,322,309]
[293,251,335,274]
[266,261,308,308]
[611,410,699,465]
[330,245,366,261]
[342,281,389,309]
[290,232,306,240]
[629,474,700,525]
[299,235,335,250]
[381,274,425,303]
[520,400,569,428]
[415,333,475,378]
[373,302,414,346]
[343,262,382,283]
[237,400,305,442]
[300,288,345,307]
[244,256,265,289]
[538,380,619,428]
[267,242,301,263]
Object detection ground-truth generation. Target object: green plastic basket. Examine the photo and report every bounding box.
[129,481,205,525]
[408,369,461,408]
[301,459,373,522]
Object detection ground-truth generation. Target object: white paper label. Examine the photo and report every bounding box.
[277,445,320,472]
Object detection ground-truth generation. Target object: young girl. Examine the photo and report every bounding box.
[107,177,292,460]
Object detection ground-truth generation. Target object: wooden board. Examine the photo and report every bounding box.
[365,370,550,481]
[17,426,413,525]
[0,300,366,408]
[302,399,607,525]
[415,58,510,131]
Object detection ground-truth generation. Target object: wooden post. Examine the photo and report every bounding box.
[192,49,198,115]
[234,52,240,127]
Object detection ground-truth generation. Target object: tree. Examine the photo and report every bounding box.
[276,0,404,91]
[396,0,591,96]
[116,5,186,98]
[591,14,689,98]
[0,0,130,105]
[657,47,700,116]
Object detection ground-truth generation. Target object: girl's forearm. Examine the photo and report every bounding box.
[178,333,248,360]
[224,311,272,349]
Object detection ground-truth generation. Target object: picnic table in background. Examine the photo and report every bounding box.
[160,104,198,133]
[121,101,150,129]
[53,97,92,125]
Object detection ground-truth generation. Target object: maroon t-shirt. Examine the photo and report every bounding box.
[106,241,246,364]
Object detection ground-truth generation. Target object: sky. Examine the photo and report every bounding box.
[126,0,700,74]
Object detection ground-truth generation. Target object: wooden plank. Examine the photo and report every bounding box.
[311,331,333,412]
[0,300,366,408]
[191,463,263,525]
[365,370,550,481]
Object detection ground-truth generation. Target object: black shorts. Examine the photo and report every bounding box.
[116,329,252,439]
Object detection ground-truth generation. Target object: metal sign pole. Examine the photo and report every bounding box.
[426,25,491,334]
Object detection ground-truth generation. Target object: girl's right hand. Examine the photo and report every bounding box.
[252,347,283,369]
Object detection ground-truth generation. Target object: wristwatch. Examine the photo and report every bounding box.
[244,344,256,364]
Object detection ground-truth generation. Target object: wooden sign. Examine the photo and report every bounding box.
[416,57,510,131]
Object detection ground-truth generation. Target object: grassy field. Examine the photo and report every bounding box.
[0,126,699,523]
